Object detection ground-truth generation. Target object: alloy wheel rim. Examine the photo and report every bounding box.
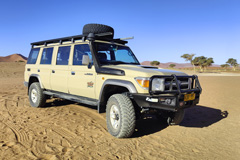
[110,105,120,129]
[31,88,38,103]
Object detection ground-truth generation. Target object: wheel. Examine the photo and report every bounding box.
[106,94,136,138]
[28,82,46,107]
[82,24,114,39]
[167,109,185,125]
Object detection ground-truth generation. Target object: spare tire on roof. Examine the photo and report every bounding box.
[82,24,114,39]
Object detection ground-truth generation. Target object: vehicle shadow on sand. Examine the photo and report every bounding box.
[133,105,228,137]
[180,105,228,128]
[44,99,75,108]
[132,117,168,138]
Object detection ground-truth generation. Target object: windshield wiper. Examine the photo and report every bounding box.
[109,61,127,65]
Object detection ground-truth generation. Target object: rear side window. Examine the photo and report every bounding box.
[56,46,70,65]
[40,48,53,64]
[73,44,92,65]
[27,48,40,64]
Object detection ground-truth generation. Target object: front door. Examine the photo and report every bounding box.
[68,44,96,99]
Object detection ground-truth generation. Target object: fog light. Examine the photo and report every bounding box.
[165,99,172,104]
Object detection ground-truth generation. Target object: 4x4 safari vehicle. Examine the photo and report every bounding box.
[24,24,202,138]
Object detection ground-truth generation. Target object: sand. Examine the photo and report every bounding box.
[0,62,239,160]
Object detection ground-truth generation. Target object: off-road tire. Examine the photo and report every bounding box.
[83,24,114,38]
[168,109,185,125]
[106,94,136,138]
[29,82,46,107]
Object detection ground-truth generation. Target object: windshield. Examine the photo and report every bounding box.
[94,43,140,65]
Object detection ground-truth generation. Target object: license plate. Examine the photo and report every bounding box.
[184,93,195,101]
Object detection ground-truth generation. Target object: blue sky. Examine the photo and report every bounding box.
[0,0,239,64]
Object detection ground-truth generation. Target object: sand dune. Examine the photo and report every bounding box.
[0,62,239,159]
[0,54,27,62]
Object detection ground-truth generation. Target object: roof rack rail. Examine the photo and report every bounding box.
[31,32,128,48]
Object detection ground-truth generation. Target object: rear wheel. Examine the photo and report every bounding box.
[106,94,136,138]
[29,82,46,107]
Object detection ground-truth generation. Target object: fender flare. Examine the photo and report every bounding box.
[28,74,44,88]
[98,79,137,112]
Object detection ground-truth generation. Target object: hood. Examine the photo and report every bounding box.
[101,65,187,77]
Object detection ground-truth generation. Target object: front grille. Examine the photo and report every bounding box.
[164,77,191,91]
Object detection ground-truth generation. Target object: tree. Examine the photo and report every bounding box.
[150,61,160,66]
[192,56,204,72]
[192,56,214,72]
[169,64,176,68]
[203,57,214,71]
[181,54,196,72]
[226,58,238,71]
[221,64,230,71]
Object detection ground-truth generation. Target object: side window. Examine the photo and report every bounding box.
[40,48,53,64]
[73,44,92,65]
[56,46,70,65]
[27,48,40,64]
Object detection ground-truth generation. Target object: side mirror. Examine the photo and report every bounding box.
[82,55,90,65]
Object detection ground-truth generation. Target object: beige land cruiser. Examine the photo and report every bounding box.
[24,24,202,138]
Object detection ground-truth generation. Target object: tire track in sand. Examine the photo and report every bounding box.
[50,125,77,144]
[0,115,32,148]
[31,139,58,159]
[0,92,32,149]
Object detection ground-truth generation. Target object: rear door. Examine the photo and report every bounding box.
[50,45,71,93]
[38,47,54,89]
[68,44,96,99]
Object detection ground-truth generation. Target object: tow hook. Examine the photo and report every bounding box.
[140,107,149,113]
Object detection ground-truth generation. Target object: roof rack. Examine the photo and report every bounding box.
[31,32,128,48]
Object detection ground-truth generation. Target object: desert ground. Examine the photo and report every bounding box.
[0,62,239,160]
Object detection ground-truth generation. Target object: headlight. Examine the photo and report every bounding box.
[135,77,149,89]
[152,78,165,91]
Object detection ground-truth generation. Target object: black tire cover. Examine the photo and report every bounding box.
[83,23,114,38]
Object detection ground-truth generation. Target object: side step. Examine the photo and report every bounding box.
[43,90,98,106]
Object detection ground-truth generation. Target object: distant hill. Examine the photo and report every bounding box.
[141,61,220,68]
[0,54,27,62]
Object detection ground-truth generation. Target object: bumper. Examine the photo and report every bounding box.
[132,93,200,111]
[132,74,202,112]
[24,81,28,87]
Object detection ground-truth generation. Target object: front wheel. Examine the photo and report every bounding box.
[106,94,136,138]
[28,82,46,107]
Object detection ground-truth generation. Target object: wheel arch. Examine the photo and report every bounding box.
[28,74,43,91]
[98,79,137,113]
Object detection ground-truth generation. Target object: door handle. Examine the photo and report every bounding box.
[71,71,75,75]
[27,68,31,71]
[38,69,40,72]
[52,70,55,73]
